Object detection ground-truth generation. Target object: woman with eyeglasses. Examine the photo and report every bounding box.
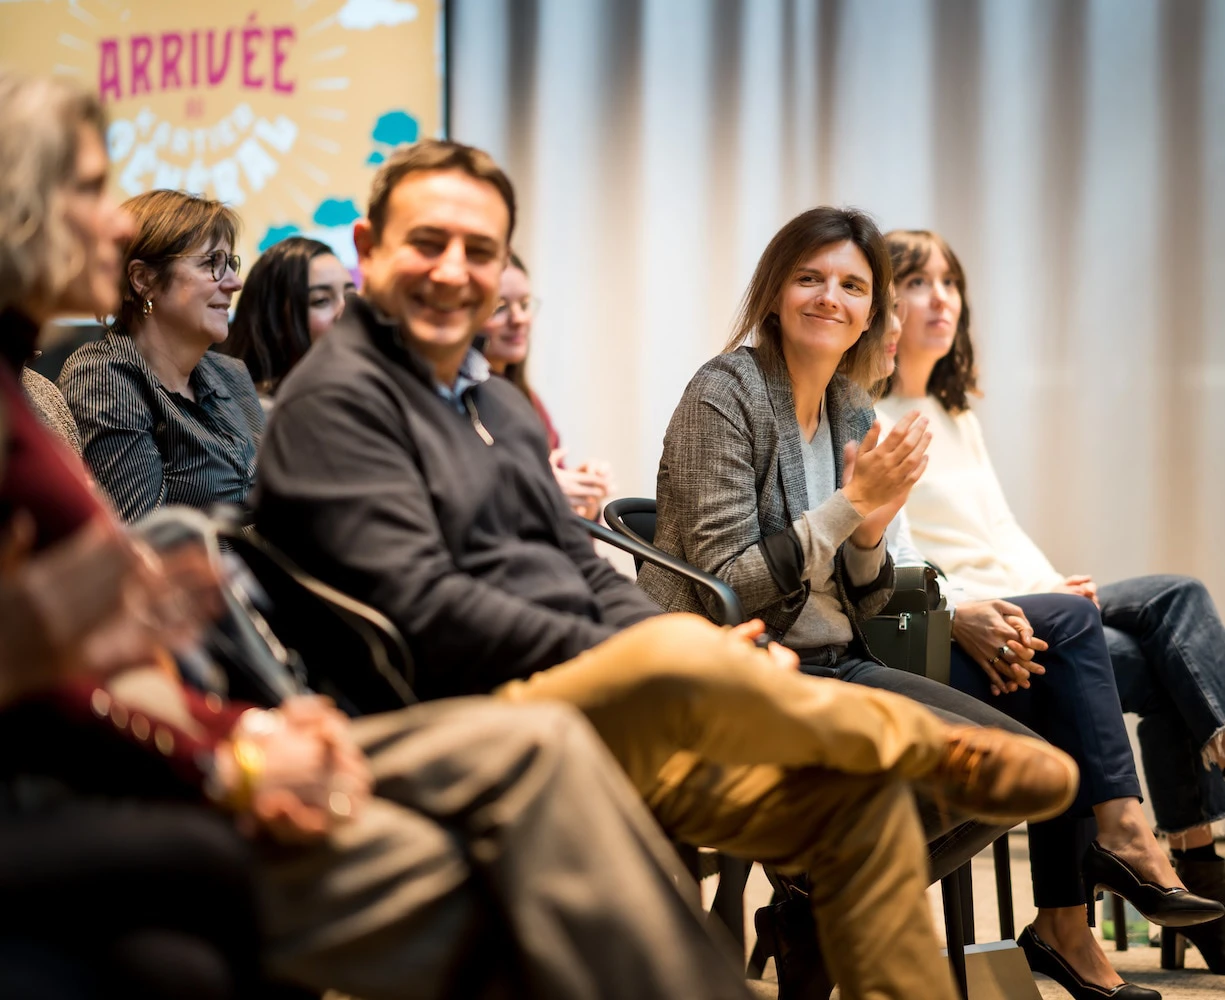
[59,190,264,521]
[480,253,612,519]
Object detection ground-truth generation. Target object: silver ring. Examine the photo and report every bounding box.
[997,645,1011,660]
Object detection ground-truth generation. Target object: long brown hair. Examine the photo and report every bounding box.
[884,229,978,413]
[724,206,893,391]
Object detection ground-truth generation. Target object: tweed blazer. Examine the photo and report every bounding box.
[639,346,894,644]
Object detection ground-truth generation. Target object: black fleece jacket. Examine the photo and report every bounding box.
[253,296,660,700]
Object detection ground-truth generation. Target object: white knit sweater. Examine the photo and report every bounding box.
[876,395,1065,601]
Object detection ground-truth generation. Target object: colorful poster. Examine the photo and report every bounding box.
[0,0,444,268]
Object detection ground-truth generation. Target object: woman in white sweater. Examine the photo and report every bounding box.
[881,228,1225,983]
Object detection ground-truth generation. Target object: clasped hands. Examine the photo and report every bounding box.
[219,696,373,843]
[841,411,931,549]
[951,599,1049,696]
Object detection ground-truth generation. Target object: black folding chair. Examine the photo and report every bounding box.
[601,497,1022,998]
[211,518,417,715]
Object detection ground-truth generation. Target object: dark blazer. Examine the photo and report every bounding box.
[639,346,893,645]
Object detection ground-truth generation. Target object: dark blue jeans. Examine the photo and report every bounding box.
[1100,575,1225,834]
[948,593,1142,908]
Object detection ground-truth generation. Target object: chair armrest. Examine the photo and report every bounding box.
[584,519,746,626]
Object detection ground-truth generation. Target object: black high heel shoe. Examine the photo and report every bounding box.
[1082,841,1225,928]
[1018,925,1160,999]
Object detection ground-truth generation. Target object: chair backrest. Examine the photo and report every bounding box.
[594,498,745,626]
[217,525,417,716]
[603,496,658,550]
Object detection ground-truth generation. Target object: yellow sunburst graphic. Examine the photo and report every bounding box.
[3,0,443,267]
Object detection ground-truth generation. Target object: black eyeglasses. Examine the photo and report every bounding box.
[164,249,242,281]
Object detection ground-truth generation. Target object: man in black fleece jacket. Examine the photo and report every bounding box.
[254,139,1077,1000]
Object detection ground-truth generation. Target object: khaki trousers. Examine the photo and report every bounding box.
[497,614,962,1000]
[256,697,752,1000]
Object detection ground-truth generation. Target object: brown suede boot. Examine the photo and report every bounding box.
[916,726,1079,826]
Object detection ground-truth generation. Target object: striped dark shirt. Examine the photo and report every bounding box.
[58,329,264,522]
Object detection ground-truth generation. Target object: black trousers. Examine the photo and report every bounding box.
[0,799,263,999]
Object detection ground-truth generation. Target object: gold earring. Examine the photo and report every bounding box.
[143,298,154,317]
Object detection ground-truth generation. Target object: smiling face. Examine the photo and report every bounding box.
[306,252,355,341]
[480,264,532,372]
[776,239,875,368]
[55,124,134,319]
[354,168,509,372]
[895,243,963,368]
[141,244,243,347]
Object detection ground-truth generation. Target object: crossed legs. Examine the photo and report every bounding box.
[497,613,963,1000]
[256,697,752,1000]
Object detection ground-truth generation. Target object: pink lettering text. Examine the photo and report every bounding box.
[161,33,183,90]
[94,24,298,100]
[241,14,264,89]
[130,35,153,96]
[99,38,121,102]
[272,27,295,94]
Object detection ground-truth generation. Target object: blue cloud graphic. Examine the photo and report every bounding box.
[372,111,419,147]
[367,150,386,165]
[312,199,361,228]
[258,224,302,252]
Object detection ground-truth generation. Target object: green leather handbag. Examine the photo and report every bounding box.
[860,565,952,685]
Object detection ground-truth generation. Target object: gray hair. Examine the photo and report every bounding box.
[0,70,108,313]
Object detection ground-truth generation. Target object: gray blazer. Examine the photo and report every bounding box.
[639,346,894,646]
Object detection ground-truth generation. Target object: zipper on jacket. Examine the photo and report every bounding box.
[464,395,495,446]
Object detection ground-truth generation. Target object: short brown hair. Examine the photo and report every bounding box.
[366,139,517,245]
[0,71,108,313]
[884,229,978,413]
[118,190,240,330]
[725,207,893,392]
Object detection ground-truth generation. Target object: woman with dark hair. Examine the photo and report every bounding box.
[645,207,1223,999]
[882,228,1225,985]
[223,236,354,402]
[58,190,263,522]
[480,253,612,519]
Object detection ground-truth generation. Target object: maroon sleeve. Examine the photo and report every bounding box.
[529,390,562,453]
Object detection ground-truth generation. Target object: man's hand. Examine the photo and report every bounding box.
[224,699,373,844]
[728,619,800,670]
[0,515,152,704]
[951,600,1049,696]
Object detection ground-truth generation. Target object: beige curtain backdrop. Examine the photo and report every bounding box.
[450,0,1225,605]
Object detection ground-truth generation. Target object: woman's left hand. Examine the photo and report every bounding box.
[951,600,1048,696]
[550,451,613,520]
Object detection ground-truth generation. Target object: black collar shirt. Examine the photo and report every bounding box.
[58,328,264,522]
